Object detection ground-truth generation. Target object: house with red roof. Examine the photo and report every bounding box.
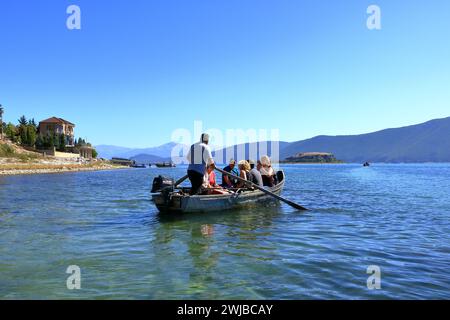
[38,117,75,146]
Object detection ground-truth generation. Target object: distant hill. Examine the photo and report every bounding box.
[96,142,185,159]
[280,117,450,163]
[213,141,290,164]
[95,145,132,160]
[96,117,450,163]
[130,154,171,164]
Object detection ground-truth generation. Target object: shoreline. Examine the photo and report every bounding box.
[279,162,345,165]
[0,162,128,176]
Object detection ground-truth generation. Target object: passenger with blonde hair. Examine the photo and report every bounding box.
[236,160,251,188]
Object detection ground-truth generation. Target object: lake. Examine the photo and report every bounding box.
[0,164,449,299]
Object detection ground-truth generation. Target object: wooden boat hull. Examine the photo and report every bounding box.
[152,171,285,213]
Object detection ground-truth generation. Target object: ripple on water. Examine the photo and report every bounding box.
[0,165,449,299]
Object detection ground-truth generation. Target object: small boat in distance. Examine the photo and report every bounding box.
[363,162,370,167]
[151,171,285,213]
[131,164,146,168]
[155,162,176,168]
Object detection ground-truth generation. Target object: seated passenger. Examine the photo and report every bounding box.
[248,159,264,187]
[236,160,251,188]
[260,155,276,187]
[221,159,240,188]
[203,164,228,195]
[206,163,219,187]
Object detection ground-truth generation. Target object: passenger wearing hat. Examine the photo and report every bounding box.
[221,158,240,188]
[186,133,215,195]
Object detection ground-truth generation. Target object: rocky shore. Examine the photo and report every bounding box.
[0,158,127,176]
[1,139,128,176]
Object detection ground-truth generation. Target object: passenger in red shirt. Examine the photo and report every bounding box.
[203,164,228,194]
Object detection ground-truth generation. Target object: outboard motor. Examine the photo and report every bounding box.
[151,175,175,193]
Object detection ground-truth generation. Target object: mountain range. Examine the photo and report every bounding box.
[280,116,450,163]
[95,142,180,162]
[96,116,450,163]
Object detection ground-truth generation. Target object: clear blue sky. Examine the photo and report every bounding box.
[1,0,449,148]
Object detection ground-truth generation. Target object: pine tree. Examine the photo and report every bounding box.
[52,133,59,150]
[35,135,44,149]
[0,105,4,139]
[5,123,17,142]
[18,115,27,126]
[20,125,28,145]
[59,134,66,152]
[28,118,37,129]
[26,125,36,147]
[42,134,53,149]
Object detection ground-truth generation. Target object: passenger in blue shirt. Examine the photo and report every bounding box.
[221,159,240,188]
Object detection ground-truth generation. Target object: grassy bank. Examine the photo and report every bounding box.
[0,141,40,161]
[0,141,126,175]
[0,161,127,175]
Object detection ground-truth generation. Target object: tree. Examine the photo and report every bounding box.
[92,148,98,158]
[0,104,4,139]
[35,135,44,149]
[18,115,27,126]
[19,125,27,145]
[28,118,37,128]
[49,135,55,149]
[26,125,36,147]
[59,134,66,152]
[53,133,60,150]
[5,123,17,142]
[17,116,31,146]
[77,137,86,146]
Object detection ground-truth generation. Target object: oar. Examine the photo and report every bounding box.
[175,174,189,187]
[215,167,307,211]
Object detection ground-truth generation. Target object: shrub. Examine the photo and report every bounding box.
[0,143,16,157]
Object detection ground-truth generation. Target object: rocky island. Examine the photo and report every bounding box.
[283,152,342,163]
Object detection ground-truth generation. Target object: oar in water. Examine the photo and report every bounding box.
[215,167,307,211]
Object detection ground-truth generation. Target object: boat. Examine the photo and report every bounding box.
[151,171,285,213]
[131,164,146,168]
[363,162,370,167]
[155,162,176,168]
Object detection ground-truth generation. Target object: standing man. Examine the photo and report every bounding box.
[186,133,215,195]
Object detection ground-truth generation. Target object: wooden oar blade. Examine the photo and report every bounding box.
[284,199,308,211]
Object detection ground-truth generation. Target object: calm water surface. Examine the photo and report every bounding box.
[0,164,449,299]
